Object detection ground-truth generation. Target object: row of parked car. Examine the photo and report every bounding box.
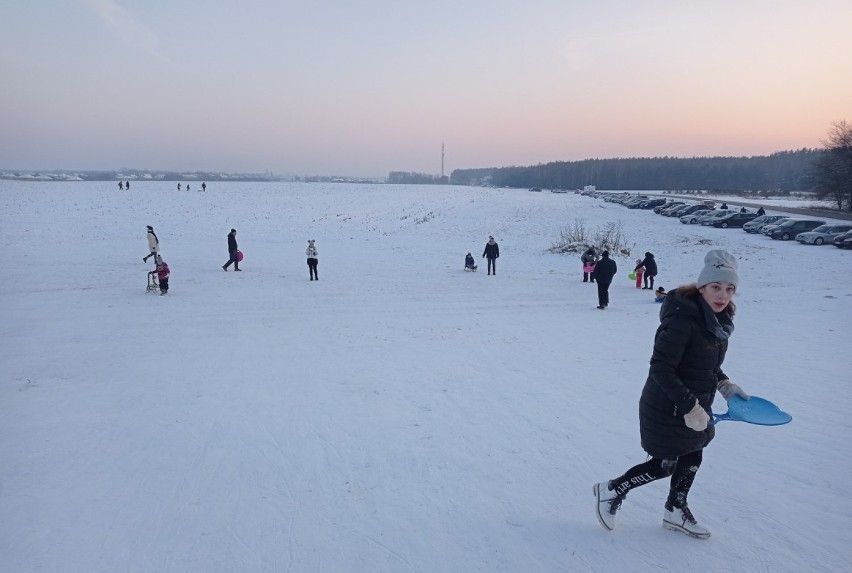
[583,191,852,249]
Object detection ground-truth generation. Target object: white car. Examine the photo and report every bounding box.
[795,224,852,245]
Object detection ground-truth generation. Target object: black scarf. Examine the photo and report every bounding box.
[698,298,735,340]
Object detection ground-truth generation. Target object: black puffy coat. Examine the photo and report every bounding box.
[593,254,617,284]
[639,288,730,458]
[483,241,499,259]
[636,252,657,276]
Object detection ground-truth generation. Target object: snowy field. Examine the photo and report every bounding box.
[1,181,851,573]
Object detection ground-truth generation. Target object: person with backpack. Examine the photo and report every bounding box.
[306,239,319,281]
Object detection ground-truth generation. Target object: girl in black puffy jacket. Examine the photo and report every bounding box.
[593,250,749,539]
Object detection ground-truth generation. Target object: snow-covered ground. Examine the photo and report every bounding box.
[1,181,850,572]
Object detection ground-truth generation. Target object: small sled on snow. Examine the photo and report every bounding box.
[147,271,159,293]
[712,395,792,426]
[465,265,478,272]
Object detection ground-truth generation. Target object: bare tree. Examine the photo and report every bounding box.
[812,120,852,211]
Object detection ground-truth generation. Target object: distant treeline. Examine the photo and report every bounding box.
[388,171,449,185]
[0,169,288,182]
[449,149,822,192]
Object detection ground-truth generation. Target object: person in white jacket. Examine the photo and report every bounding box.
[306,239,319,281]
[143,226,159,263]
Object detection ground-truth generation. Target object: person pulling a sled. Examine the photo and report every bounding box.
[155,255,170,295]
[593,250,749,539]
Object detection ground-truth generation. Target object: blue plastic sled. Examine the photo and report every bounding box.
[712,395,792,426]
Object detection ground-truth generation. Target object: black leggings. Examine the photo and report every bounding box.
[610,449,703,509]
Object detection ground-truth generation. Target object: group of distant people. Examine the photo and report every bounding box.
[176,182,207,191]
[580,247,664,309]
[142,225,323,293]
[118,181,209,192]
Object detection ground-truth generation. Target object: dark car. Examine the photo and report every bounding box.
[834,229,852,249]
[640,198,667,209]
[769,219,827,240]
[711,212,759,228]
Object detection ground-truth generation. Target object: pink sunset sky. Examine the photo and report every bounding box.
[1,0,850,178]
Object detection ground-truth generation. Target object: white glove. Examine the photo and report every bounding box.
[717,379,749,401]
[684,400,710,432]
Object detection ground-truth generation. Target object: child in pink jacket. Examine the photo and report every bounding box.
[155,255,170,295]
[634,258,645,289]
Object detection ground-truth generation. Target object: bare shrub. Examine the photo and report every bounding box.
[549,219,634,257]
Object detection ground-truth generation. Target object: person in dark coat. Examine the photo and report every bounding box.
[593,250,617,309]
[222,228,241,271]
[635,252,658,290]
[581,247,598,283]
[756,207,765,216]
[593,250,748,539]
[482,235,499,275]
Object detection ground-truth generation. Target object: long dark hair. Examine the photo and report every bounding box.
[675,284,736,318]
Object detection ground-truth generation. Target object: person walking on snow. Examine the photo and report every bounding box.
[306,239,319,281]
[593,250,617,309]
[482,235,499,275]
[155,255,170,295]
[222,228,241,271]
[593,250,749,539]
[636,252,658,290]
[143,225,159,263]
